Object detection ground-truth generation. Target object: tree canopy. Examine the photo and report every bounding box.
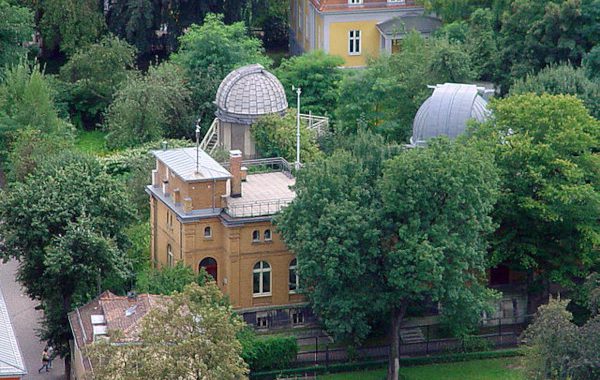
[0,1,33,68]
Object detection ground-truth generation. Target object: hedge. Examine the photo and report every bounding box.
[241,331,299,372]
[249,348,524,379]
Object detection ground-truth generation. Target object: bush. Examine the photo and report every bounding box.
[135,262,210,295]
[240,329,298,372]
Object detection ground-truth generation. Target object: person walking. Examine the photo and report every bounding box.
[47,346,54,369]
[38,347,50,373]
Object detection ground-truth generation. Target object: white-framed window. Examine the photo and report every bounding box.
[252,230,260,242]
[204,226,212,238]
[167,244,173,267]
[291,310,304,325]
[289,258,299,293]
[253,261,271,296]
[256,316,269,328]
[387,0,405,3]
[348,0,363,4]
[264,229,272,241]
[349,30,361,55]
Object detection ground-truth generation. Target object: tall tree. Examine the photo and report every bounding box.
[0,152,135,370]
[171,13,271,132]
[277,134,499,380]
[469,94,600,298]
[59,35,137,129]
[86,282,248,379]
[0,1,34,68]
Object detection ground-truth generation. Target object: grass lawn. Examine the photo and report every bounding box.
[318,358,524,380]
[75,130,108,155]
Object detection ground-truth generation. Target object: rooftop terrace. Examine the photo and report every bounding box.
[224,171,295,217]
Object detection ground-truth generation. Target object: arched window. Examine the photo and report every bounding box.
[264,229,272,241]
[199,257,218,281]
[252,230,260,242]
[253,261,271,296]
[204,226,212,238]
[289,258,299,293]
[167,244,173,267]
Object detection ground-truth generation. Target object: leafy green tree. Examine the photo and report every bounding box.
[469,94,600,295]
[59,35,137,128]
[583,45,600,80]
[336,32,474,142]
[0,152,135,363]
[277,134,498,380]
[106,0,155,55]
[252,110,322,163]
[276,51,344,117]
[0,1,33,67]
[39,0,106,55]
[171,13,271,132]
[104,62,193,149]
[422,0,496,23]
[510,63,600,119]
[136,262,210,295]
[86,282,248,380]
[465,8,501,82]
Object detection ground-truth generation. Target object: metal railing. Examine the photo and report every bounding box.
[221,157,294,178]
[199,118,220,154]
[300,112,328,136]
[225,197,294,218]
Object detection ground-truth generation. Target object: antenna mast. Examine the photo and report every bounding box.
[195,118,201,174]
[292,86,301,170]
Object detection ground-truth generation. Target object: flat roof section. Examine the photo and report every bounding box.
[0,288,27,377]
[153,147,232,183]
[225,172,296,218]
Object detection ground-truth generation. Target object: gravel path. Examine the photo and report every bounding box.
[0,259,66,380]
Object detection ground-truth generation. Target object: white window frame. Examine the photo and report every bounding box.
[349,30,361,55]
[348,0,363,4]
[167,244,173,267]
[387,0,405,3]
[289,258,299,293]
[252,230,260,242]
[264,229,272,241]
[253,261,271,297]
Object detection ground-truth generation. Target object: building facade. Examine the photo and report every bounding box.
[146,148,312,329]
[290,0,441,67]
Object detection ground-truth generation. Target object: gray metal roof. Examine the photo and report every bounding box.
[411,83,489,146]
[0,288,26,377]
[377,14,442,37]
[152,147,231,182]
[215,64,288,125]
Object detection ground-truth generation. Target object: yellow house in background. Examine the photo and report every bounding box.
[290,0,442,67]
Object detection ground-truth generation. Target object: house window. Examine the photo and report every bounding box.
[252,230,260,242]
[204,226,212,238]
[289,258,299,293]
[388,0,405,2]
[349,30,361,55]
[291,310,304,325]
[348,0,363,4]
[264,229,272,241]
[253,261,271,296]
[167,244,173,267]
[256,316,269,328]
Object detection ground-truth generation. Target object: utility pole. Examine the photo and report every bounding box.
[292,86,302,170]
[195,118,201,174]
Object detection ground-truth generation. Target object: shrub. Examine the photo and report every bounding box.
[135,262,210,295]
[240,329,298,372]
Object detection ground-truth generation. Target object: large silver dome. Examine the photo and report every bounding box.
[215,64,288,125]
[411,83,490,146]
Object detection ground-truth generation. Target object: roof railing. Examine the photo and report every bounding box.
[224,197,294,218]
[221,157,294,178]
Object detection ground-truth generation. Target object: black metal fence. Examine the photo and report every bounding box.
[290,315,533,368]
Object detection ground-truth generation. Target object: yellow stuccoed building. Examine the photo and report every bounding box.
[290,0,442,67]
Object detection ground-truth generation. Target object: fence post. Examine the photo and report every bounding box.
[426,325,430,355]
[315,336,318,366]
[498,317,502,345]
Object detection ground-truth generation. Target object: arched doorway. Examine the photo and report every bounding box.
[199,257,218,282]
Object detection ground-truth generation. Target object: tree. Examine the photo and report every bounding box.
[136,262,210,295]
[86,282,248,379]
[59,35,137,129]
[465,8,501,82]
[104,62,193,149]
[335,32,474,143]
[469,94,600,297]
[0,152,135,367]
[39,0,106,55]
[171,13,271,132]
[0,1,33,68]
[510,63,600,119]
[277,134,498,380]
[252,110,322,163]
[276,51,344,117]
[583,45,600,80]
[422,0,496,23]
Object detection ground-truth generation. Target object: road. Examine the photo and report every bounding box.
[0,259,66,380]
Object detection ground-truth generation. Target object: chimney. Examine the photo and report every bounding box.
[152,169,159,187]
[183,197,193,213]
[229,150,242,198]
[173,188,181,205]
[162,179,169,196]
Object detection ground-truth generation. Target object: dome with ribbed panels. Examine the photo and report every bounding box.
[411,83,490,146]
[215,64,288,125]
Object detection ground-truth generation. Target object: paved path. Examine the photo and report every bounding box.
[0,259,65,380]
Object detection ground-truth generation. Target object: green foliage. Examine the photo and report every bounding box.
[510,63,600,119]
[39,0,106,55]
[104,62,193,148]
[423,0,495,23]
[239,329,298,372]
[0,1,33,68]
[252,110,322,162]
[0,152,135,357]
[74,130,108,154]
[469,94,600,292]
[59,35,137,128]
[276,50,344,117]
[135,262,211,295]
[465,8,501,82]
[457,334,492,353]
[583,45,600,80]
[171,13,271,132]
[335,32,475,142]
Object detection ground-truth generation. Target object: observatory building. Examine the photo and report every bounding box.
[410,83,491,147]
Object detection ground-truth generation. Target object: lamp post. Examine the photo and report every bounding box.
[195,118,201,174]
[292,86,302,170]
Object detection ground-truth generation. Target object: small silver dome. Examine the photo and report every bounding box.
[411,83,490,146]
[215,64,288,125]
